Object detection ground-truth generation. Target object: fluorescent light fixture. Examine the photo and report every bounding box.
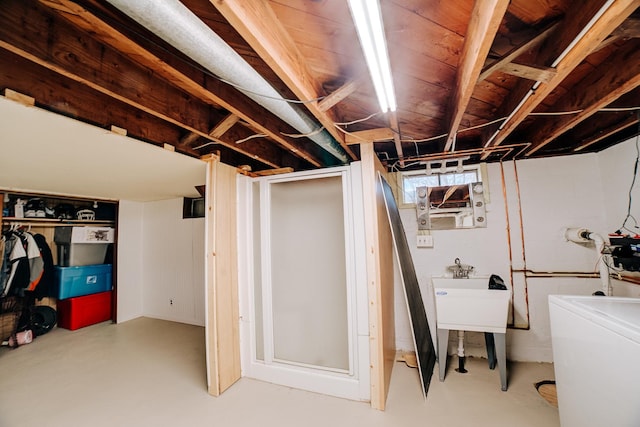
[348,0,396,113]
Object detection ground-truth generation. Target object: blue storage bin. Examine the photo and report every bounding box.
[54,264,112,300]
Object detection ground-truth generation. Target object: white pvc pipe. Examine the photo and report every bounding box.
[105,0,348,164]
[457,330,465,358]
[588,232,612,296]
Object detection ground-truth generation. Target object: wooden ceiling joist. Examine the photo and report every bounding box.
[345,128,394,145]
[598,16,640,51]
[318,80,360,112]
[479,22,559,82]
[209,114,241,139]
[443,0,510,152]
[499,62,557,83]
[179,113,240,149]
[573,115,640,152]
[0,39,285,168]
[36,0,324,168]
[482,0,640,155]
[526,40,640,156]
[209,0,357,161]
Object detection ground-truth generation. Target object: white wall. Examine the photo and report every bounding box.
[598,136,640,234]
[116,200,144,322]
[141,198,205,326]
[117,198,205,326]
[395,136,640,362]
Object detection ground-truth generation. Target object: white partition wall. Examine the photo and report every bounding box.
[238,165,370,401]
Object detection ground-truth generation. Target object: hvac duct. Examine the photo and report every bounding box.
[106,0,348,164]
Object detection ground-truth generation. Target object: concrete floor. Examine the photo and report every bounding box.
[0,317,559,427]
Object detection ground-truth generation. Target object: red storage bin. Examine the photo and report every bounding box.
[57,291,112,330]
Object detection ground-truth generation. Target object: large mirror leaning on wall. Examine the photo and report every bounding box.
[415,182,487,230]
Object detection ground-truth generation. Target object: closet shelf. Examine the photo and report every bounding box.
[2,217,115,227]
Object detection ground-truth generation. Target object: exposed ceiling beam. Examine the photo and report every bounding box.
[573,115,639,152]
[179,113,240,149]
[37,0,323,168]
[345,128,394,145]
[526,40,640,156]
[482,0,640,156]
[479,22,559,82]
[498,62,557,83]
[0,21,293,169]
[318,79,360,112]
[598,16,640,50]
[209,113,241,139]
[443,0,509,152]
[209,0,357,161]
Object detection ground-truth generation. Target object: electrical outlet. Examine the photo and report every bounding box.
[416,234,433,248]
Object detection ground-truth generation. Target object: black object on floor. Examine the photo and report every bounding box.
[380,175,437,398]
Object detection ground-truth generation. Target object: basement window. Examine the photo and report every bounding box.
[400,164,483,206]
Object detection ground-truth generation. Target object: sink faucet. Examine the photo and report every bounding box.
[448,258,474,279]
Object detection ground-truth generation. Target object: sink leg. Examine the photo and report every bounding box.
[485,332,497,370]
[494,332,508,391]
[437,329,449,381]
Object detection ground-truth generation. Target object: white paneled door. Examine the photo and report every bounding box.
[239,166,369,401]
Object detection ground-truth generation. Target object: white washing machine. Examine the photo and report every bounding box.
[549,295,640,427]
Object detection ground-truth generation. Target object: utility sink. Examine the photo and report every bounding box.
[431,277,512,391]
[431,277,511,334]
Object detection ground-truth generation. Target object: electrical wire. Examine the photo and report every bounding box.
[334,111,381,126]
[529,110,583,116]
[333,123,368,142]
[529,107,640,116]
[235,133,267,144]
[215,76,325,104]
[601,107,640,112]
[457,116,509,132]
[401,133,447,144]
[398,107,640,153]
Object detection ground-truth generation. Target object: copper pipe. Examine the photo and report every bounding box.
[500,161,516,326]
[512,160,530,329]
[517,270,600,278]
[402,143,531,165]
[615,274,640,285]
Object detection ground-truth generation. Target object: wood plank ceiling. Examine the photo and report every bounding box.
[1,0,639,173]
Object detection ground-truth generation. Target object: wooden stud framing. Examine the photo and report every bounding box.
[204,155,241,396]
[360,141,395,410]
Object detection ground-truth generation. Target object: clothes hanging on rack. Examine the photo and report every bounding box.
[32,234,54,299]
[1,230,30,297]
[0,228,48,297]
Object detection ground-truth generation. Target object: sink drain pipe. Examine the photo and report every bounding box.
[455,331,467,373]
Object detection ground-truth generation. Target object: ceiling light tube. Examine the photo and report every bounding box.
[348,0,396,113]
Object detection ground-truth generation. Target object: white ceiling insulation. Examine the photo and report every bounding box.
[0,96,206,202]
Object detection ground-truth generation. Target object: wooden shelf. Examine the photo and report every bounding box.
[2,217,115,227]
